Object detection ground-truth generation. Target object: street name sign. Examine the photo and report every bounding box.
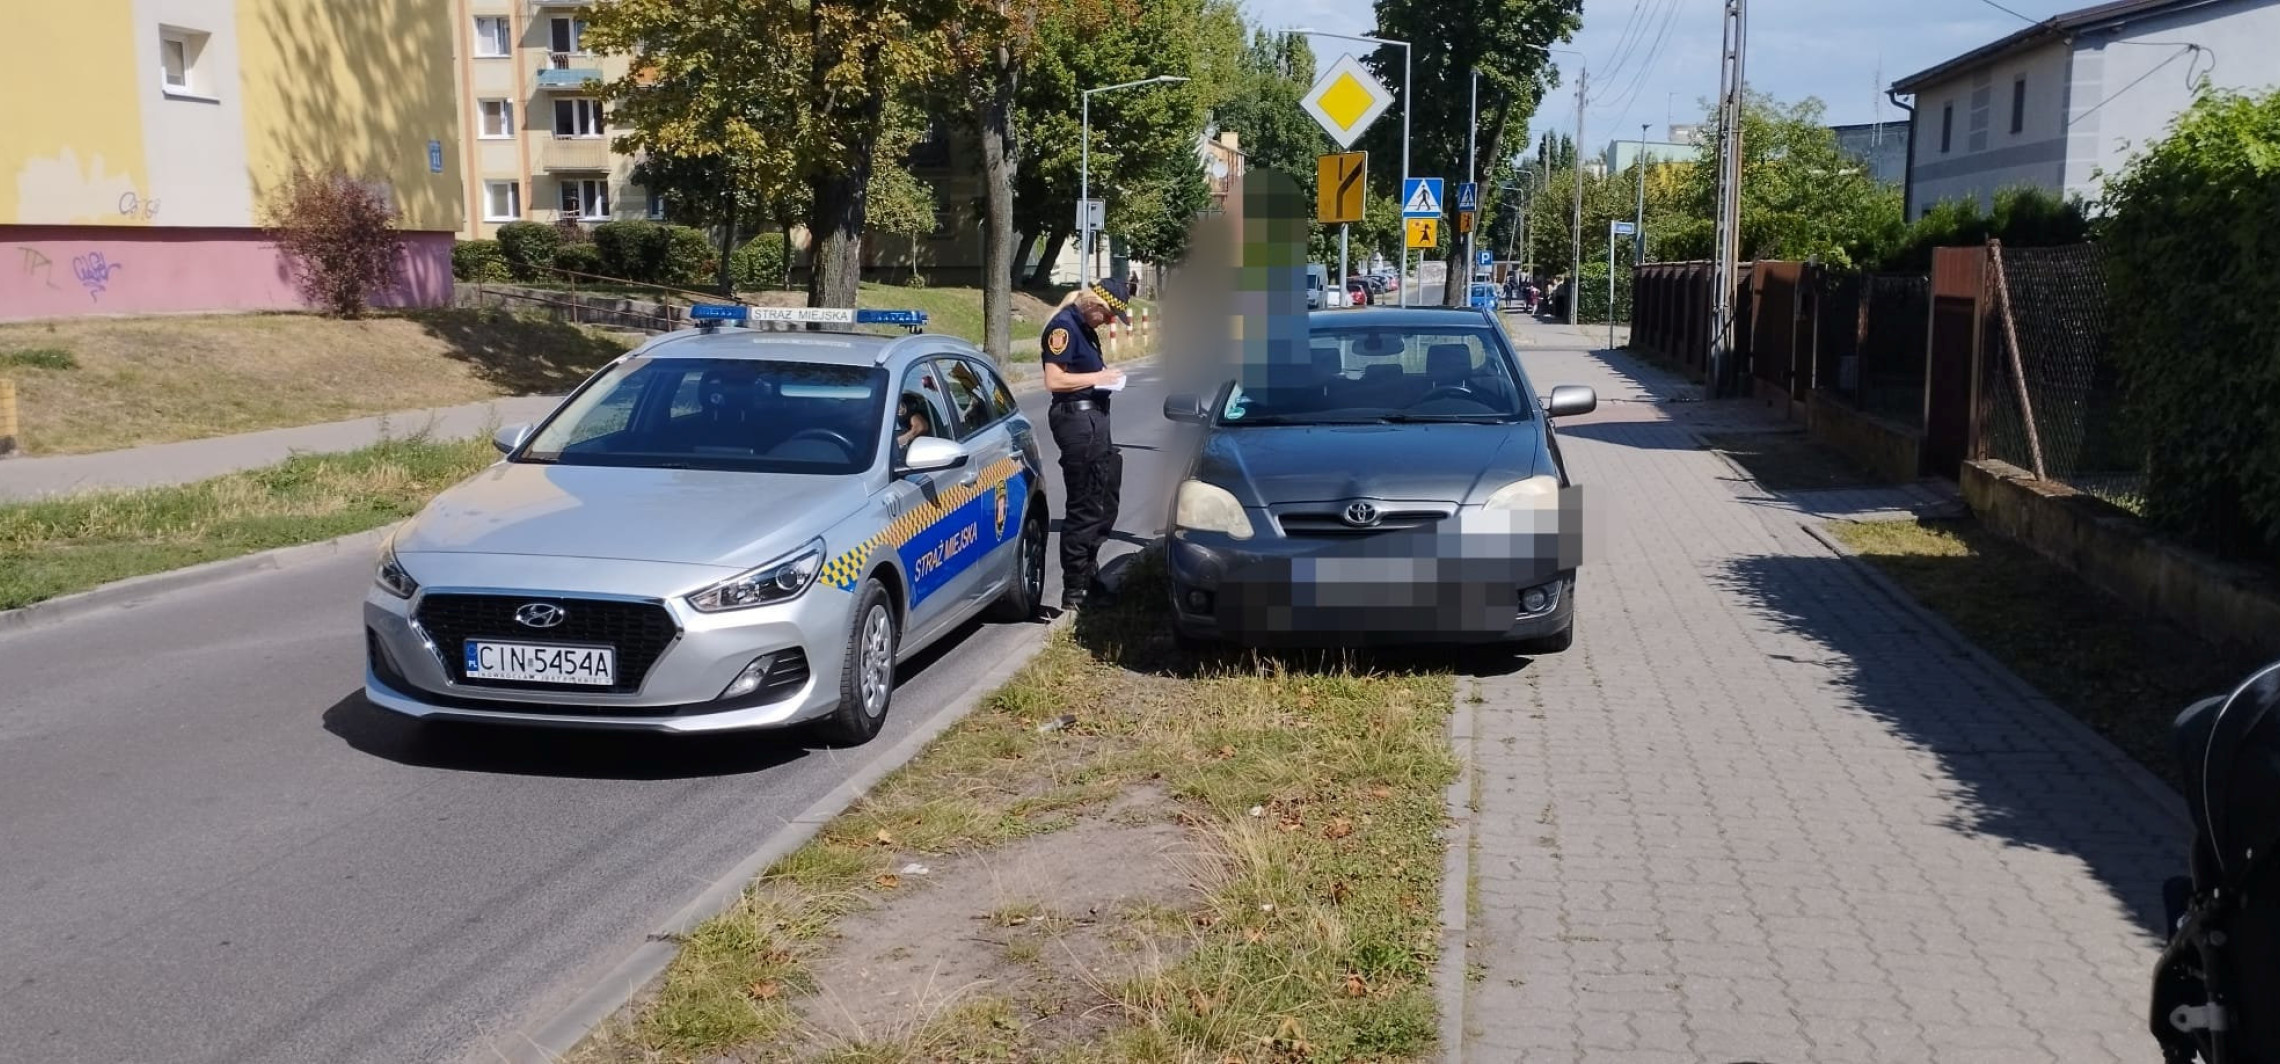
[1077,199,1105,232]
[1611,220,1636,236]
[1316,152,1367,224]
[1300,54,1393,151]
[1405,218,1438,249]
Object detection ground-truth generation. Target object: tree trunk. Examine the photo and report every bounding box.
[1011,231,1038,288]
[779,221,795,290]
[975,49,1019,363]
[805,27,887,309]
[715,205,739,297]
[1029,226,1070,287]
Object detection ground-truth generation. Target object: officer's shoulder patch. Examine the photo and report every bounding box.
[1046,328,1070,355]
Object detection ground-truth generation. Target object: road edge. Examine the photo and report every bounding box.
[1435,679,1479,1064]
[485,611,1077,1064]
[1799,520,2193,831]
[0,525,397,636]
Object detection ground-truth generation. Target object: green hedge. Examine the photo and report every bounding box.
[451,240,510,282]
[2100,87,2280,561]
[592,220,715,287]
[1575,260,1633,325]
[494,222,560,281]
[730,234,790,291]
[555,242,605,276]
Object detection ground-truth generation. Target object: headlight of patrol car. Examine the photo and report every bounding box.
[688,539,825,612]
[1483,474,1560,511]
[375,535,418,599]
[1173,480,1253,539]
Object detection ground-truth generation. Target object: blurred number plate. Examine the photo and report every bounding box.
[464,641,616,685]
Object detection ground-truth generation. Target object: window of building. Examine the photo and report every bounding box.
[484,180,522,221]
[159,27,211,98]
[560,179,609,220]
[554,98,604,137]
[645,189,666,219]
[1940,103,1953,154]
[478,99,515,138]
[473,16,511,57]
[2011,77,2027,134]
[550,17,587,57]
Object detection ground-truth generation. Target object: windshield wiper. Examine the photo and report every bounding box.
[1372,413,1514,424]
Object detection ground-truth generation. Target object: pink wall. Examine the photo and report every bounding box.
[0,226,452,322]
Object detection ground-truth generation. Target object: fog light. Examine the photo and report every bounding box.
[719,653,777,700]
[1521,587,1549,613]
[1184,589,1214,613]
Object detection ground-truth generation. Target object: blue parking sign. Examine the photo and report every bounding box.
[1477,250,1493,267]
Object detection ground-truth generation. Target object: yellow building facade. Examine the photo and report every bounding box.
[2,0,464,320]
[448,0,642,238]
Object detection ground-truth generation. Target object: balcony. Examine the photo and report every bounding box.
[528,0,589,11]
[535,53,602,91]
[543,138,613,173]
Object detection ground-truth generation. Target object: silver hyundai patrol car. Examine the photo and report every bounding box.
[362,306,1049,744]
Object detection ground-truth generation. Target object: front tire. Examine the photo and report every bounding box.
[986,512,1047,622]
[814,578,898,746]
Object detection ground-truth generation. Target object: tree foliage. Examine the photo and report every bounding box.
[261,163,404,318]
[2098,86,2280,561]
[1876,186,2088,272]
[1669,93,1902,269]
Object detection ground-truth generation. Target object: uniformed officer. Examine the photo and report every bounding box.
[1040,277,1131,611]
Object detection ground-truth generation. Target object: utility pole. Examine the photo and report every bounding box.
[1634,123,1648,266]
[1569,64,1585,326]
[1463,67,1479,307]
[1709,0,1747,396]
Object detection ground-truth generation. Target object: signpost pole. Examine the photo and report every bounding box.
[1340,224,1350,307]
[1608,222,1617,351]
[1079,89,1091,289]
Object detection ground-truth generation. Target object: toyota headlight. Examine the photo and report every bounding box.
[688,539,825,612]
[1173,480,1254,539]
[375,535,419,599]
[1483,474,1560,511]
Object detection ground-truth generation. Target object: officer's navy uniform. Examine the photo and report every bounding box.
[1040,281,1128,606]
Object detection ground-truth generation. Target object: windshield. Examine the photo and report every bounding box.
[519,356,889,474]
[1218,324,1530,425]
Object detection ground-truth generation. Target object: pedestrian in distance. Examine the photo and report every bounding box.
[1040,278,1132,612]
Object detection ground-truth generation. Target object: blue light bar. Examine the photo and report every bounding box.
[687,304,928,331]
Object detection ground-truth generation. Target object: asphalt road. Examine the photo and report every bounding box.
[0,365,1182,1064]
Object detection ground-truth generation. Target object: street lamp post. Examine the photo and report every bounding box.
[1635,123,1648,266]
[1080,74,1190,289]
[1292,29,1411,306]
[1464,67,1479,305]
[1511,44,1586,322]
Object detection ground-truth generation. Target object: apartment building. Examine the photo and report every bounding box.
[450,0,646,238]
[2,0,462,321]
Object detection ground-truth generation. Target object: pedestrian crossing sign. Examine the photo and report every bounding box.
[1402,178,1443,218]
[1406,218,1438,249]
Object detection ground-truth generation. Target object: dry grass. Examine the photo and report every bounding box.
[1830,516,2264,789]
[0,432,497,609]
[573,553,1458,1064]
[0,309,632,455]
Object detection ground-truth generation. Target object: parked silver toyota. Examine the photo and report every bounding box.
[363,307,1049,744]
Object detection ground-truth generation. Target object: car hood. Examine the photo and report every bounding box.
[395,462,869,571]
[1192,422,1547,506]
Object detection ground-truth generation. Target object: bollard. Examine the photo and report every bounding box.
[0,377,17,456]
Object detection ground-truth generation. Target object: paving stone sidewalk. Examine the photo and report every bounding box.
[1459,325,2187,1063]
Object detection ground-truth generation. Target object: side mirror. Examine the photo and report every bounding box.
[1163,393,1209,424]
[493,423,531,454]
[899,436,968,473]
[1544,385,1598,419]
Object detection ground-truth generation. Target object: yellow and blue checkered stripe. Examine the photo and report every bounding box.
[818,455,1028,596]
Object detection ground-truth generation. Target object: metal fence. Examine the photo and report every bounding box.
[1973,242,2144,510]
[1817,273,1932,428]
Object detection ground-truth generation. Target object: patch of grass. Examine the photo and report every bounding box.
[0,309,630,455]
[1,347,76,371]
[577,553,1458,1063]
[1830,516,2262,788]
[0,433,496,609]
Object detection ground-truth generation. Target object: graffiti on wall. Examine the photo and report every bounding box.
[71,252,125,301]
[13,149,148,225]
[17,247,59,290]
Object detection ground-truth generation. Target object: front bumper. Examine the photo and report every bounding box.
[1166,523,1576,647]
[361,555,852,734]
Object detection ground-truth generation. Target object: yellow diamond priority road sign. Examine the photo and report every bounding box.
[1301,54,1393,151]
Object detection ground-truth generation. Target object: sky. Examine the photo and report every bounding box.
[1238,0,2090,157]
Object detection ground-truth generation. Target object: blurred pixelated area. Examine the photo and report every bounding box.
[1160,168,1311,401]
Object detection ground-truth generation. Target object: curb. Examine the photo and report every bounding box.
[1435,679,1480,1064]
[0,525,396,636]
[481,610,1077,1064]
[1799,520,2193,832]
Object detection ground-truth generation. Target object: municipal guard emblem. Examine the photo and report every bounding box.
[1046,328,1070,356]
[993,479,1010,540]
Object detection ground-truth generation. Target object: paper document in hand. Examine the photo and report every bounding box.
[1098,375,1128,393]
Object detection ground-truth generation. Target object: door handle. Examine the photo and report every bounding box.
[958,470,980,487]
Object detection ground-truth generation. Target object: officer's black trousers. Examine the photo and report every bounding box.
[1048,402,1122,593]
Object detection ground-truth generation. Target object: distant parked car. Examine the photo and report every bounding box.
[1345,279,1372,306]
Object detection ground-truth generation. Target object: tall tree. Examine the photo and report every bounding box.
[1364,0,1581,303]
[1667,93,1904,268]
